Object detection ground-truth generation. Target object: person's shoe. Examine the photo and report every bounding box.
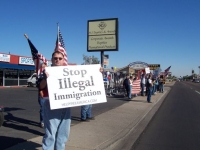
[87,117,95,120]
[40,123,44,128]
[148,101,152,103]
[81,119,89,122]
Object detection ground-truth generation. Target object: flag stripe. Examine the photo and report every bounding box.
[131,79,141,94]
[55,28,68,66]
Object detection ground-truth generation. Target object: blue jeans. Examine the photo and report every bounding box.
[39,97,45,124]
[38,95,43,123]
[152,85,155,95]
[159,84,164,92]
[154,84,158,93]
[141,83,145,96]
[42,99,71,150]
[147,87,153,102]
[81,104,92,120]
[129,85,132,98]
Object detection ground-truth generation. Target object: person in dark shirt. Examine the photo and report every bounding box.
[123,74,130,99]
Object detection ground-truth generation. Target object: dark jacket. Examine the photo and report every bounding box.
[123,78,130,89]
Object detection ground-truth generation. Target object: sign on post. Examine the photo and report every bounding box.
[45,64,107,110]
[87,18,118,52]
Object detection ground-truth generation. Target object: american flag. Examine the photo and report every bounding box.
[131,79,141,94]
[131,71,143,94]
[26,37,47,76]
[164,66,171,76]
[54,26,68,66]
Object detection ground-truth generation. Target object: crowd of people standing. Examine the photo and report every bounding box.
[123,73,166,103]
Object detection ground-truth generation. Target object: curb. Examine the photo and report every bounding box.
[102,87,171,150]
[0,85,28,88]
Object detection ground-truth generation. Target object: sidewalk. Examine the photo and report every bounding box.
[6,82,175,150]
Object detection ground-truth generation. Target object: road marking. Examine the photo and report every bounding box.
[195,91,200,94]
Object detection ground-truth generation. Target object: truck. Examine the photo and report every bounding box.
[27,73,37,87]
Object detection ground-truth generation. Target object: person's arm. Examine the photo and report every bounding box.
[39,71,49,90]
[39,79,47,90]
[39,90,44,98]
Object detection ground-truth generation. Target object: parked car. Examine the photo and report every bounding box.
[0,106,4,127]
[27,73,37,87]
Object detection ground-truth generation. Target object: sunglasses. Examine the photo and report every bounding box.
[53,57,63,60]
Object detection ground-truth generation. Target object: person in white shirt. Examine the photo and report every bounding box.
[140,73,146,96]
[146,74,153,103]
[129,76,133,99]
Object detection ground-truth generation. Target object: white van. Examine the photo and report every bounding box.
[27,73,37,87]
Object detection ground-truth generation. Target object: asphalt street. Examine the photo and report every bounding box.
[0,87,128,150]
[132,81,200,150]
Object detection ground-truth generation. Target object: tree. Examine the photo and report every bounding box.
[83,55,100,64]
[192,69,194,74]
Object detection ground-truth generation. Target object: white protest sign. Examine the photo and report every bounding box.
[45,64,107,110]
[145,67,150,74]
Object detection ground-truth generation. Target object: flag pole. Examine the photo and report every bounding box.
[57,22,59,38]
[24,34,29,39]
[57,22,59,51]
[23,33,39,76]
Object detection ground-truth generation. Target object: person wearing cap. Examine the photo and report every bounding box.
[39,51,71,150]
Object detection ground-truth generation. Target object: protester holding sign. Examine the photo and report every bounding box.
[39,51,71,150]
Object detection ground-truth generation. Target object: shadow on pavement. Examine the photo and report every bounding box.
[3,120,44,136]
[2,136,42,150]
[71,116,81,121]
[4,107,40,127]
[0,136,26,150]
[4,107,25,112]
[3,107,44,136]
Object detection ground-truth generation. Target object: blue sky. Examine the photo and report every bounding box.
[0,0,199,77]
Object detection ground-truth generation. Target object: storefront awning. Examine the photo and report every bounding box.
[0,63,35,70]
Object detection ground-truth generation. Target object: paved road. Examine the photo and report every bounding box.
[132,81,200,150]
[0,87,128,150]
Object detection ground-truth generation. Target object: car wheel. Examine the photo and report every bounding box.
[0,112,4,127]
[28,82,33,87]
[28,82,31,87]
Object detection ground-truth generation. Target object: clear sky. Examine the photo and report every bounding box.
[0,0,199,77]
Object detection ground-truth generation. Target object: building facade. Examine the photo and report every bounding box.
[0,52,76,87]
